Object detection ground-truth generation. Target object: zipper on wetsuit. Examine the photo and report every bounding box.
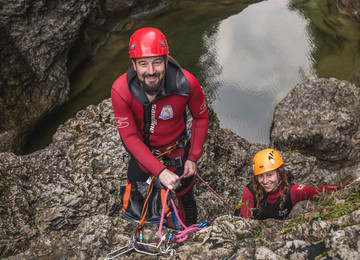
[143,104,152,148]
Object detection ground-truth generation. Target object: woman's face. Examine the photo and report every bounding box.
[257,170,279,192]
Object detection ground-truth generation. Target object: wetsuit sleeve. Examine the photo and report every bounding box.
[290,184,341,205]
[239,187,255,219]
[186,73,209,162]
[111,78,166,177]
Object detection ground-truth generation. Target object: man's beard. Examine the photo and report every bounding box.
[140,72,165,96]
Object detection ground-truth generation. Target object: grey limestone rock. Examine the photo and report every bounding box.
[271,78,360,168]
[1,78,360,258]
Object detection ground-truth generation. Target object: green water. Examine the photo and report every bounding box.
[24,0,360,154]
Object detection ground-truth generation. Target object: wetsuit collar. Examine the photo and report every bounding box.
[127,57,190,105]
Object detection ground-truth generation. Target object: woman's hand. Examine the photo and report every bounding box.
[345,176,360,188]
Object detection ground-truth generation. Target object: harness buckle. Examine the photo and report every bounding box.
[162,157,183,167]
[173,157,182,167]
[152,150,161,157]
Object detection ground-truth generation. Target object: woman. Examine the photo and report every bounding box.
[234,149,348,220]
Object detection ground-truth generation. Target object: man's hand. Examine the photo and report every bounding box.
[158,169,181,190]
[183,160,196,178]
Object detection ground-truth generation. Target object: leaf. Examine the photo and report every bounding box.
[308,210,318,222]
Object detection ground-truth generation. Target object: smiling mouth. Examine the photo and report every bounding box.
[145,75,159,83]
[146,76,157,81]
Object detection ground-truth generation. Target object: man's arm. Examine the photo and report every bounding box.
[185,71,209,164]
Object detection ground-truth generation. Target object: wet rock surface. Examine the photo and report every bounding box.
[0,0,172,154]
[1,78,360,259]
[0,0,99,154]
[338,0,360,19]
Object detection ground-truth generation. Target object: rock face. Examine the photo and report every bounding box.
[0,99,261,258]
[1,78,360,259]
[270,78,360,167]
[0,0,99,154]
[337,0,360,19]
[0,0,172,154]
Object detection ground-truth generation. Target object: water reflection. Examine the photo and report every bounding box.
[200,0,360,143]
[289,0,360,83]
[203,0,317,143]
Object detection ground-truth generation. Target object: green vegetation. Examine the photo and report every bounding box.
[282,184,360,234]
[312,185,360,221]
[286,146,298,159]
[237,199,257,218]
[315,248,331,259]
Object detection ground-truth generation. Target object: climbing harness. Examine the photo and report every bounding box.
[153,129,191,167]
[105,133,233,259]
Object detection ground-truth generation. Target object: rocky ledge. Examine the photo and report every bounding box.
[0,78,360,259]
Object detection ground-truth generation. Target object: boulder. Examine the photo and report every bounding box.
[271,78,360,168]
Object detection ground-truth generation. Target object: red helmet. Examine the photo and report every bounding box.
[129,27,169,58]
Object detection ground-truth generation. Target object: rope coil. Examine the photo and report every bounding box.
[105,138,234,258]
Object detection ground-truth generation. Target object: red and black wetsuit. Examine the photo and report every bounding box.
[234,183,341,220]
[111,57,209,226]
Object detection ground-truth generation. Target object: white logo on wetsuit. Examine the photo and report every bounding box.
[278,208,289,216]
[159,105,173,120]
[115,117,129,128]
[150,104,157,133]
[200,101,207,114]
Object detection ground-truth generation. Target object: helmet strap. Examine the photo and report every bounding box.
[163,55,168,68]
[271,180,282,192]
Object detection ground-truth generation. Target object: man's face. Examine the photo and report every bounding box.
[132,56,167,96]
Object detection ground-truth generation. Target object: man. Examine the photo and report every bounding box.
[111,27,209,226]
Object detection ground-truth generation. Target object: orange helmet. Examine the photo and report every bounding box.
[129,27,169,58]
[252,149,284,176]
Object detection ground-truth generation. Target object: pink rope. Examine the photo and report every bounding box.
[195,173,235,212]
[158,172,234,243]
[158,189,177,239]
[158,189,203,243]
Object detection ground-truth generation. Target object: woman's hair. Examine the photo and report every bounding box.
[251,165,289,215]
